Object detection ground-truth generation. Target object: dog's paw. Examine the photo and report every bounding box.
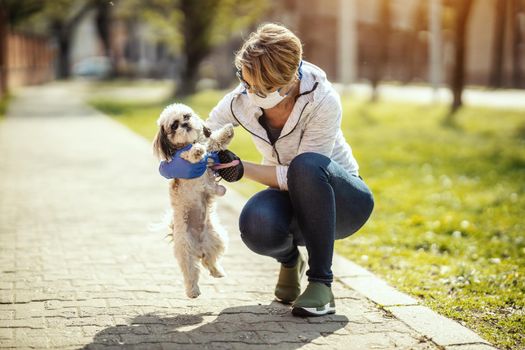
[215,184,226,197]
[222,123,234,139]
[209,264,226,278]
[191,144,206,159]
[186,285,201,298]
[182,144,206,163]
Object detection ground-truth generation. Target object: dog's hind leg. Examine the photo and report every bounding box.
[201,250,226,278]
[201,218,228,278]
[173,238,201,298]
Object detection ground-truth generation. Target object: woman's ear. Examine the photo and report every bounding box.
[203,125,212,138]
[152,127,172,161]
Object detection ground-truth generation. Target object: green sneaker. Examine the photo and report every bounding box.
[274,252,306,304]
[291,282,336,317]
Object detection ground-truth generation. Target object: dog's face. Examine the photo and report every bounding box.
[153,103,211,160]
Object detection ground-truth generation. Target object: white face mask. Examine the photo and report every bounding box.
[247,89,286,109]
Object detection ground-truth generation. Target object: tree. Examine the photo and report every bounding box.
[511,0,524,88]
[489,0,506,88]
[445,0,474,124]
[369,0,391,102]
[94,0,114,77]
[118,0,266,97]
[46,0,95,79]
[0,0,44,97]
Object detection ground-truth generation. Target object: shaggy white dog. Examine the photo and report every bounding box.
[153,103,234,298]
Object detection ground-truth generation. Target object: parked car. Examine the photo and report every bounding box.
[72,56,112,78]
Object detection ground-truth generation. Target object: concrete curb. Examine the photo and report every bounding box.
[223,187,496,350]
[80,89,497,350]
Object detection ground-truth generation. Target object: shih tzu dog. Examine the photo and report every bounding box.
[153,103,234,298]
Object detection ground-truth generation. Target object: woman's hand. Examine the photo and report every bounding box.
[209,150,244,182]
[159,144,210,179]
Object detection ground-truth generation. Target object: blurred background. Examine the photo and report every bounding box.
[1,1,524,349]
[1,0,524,110]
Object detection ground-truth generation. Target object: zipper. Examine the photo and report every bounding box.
[229,81,318,165]
[229,99,271,146]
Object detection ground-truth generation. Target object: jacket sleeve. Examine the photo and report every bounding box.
[275,92,342,191]
[205,91,240,131]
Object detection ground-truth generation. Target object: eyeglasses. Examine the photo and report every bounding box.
[236,68,269,98]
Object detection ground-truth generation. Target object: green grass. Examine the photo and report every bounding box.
[90,88,525,350]
[0,93,11,120]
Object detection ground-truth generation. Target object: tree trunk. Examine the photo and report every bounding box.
[0,5,8,97]
[370,0,390,102]
[52,2,93,80]
[176,55,200,97]
[511,0,523,88]
[174,0,219,97]
[489,0,506,88]
[55,23,71,79]
[446,0,474,123]
[95,0,114,77]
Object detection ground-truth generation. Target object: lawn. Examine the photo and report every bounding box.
[0,93,10,120]
[90,87,525,350]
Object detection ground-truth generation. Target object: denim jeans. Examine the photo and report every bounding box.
[239,152,375,284]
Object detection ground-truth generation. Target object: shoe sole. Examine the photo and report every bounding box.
[292,302,336,317]
[274,254,307,304]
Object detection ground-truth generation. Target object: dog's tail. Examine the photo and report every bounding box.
[148,208,173,235]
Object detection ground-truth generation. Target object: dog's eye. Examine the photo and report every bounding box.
[183,114,191,121]
[171,121,179,131]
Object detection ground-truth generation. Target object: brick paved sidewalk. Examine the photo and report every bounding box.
[0,83,480,349]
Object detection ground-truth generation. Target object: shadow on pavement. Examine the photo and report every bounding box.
[82,302,349,349]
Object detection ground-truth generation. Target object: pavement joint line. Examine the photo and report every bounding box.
[219,186,495,349]
[217,149,491,347]
[0,82,498,349]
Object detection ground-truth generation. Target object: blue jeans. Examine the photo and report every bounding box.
[239,152,375,284]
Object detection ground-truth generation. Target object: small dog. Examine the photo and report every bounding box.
[153,103,234,298]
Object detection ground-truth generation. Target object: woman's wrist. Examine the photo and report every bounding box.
[243,161,280,189]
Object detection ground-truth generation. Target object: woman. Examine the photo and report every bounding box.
[161,23,374,317]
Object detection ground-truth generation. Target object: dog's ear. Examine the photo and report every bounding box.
[203,125,212,138]
[152,127,172,160]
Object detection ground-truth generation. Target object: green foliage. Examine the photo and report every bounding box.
[90,89,525,350]
[116,0,267,56]
[0,0,43,26]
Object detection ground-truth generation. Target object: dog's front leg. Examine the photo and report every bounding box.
[180,143,206,163]
[207,123,234,152]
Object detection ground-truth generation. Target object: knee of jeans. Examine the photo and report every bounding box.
[239,205,287,255]
[288,152,330,190]
[365,190,375,217]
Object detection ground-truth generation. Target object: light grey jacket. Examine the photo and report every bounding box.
[206,61,359,190]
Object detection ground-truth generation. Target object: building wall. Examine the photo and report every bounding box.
[270,0,524,88]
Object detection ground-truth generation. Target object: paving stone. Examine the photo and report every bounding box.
[0,83,491,349]
[0,328,13,340]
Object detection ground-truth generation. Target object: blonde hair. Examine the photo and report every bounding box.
[235,23,303,94]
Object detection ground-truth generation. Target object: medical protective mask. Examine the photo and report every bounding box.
[242,60,304,109]
[247,89,287,109]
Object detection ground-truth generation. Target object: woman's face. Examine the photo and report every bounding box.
[240,67,289,98]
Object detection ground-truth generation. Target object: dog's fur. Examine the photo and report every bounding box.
[153,103,234,298]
